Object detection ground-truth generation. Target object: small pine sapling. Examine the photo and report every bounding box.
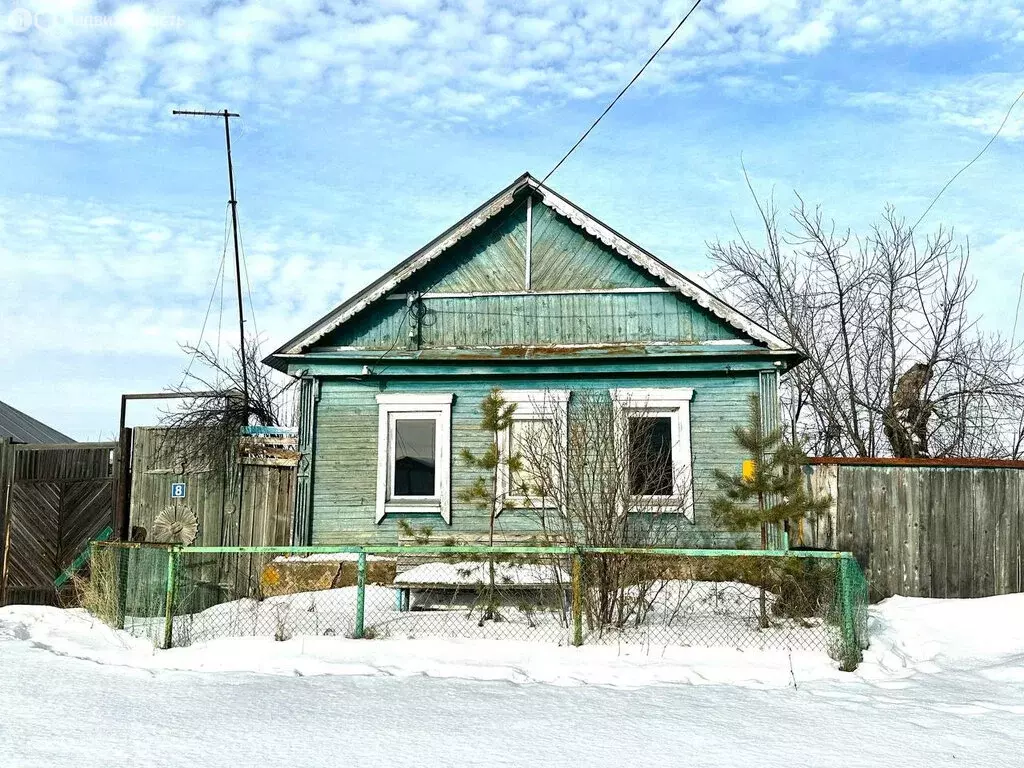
[458,389,519,622]
[711,394,832,627]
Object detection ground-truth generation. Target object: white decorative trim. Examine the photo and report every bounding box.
[375,393,454,406]
[276,174,796,357]
[375,393,453,524]
[500,389,571,410]
[610,388,694,406]
[610,387,695,521]
[285,187,519,354]
[496,390,570,511]
[535,187,791,351]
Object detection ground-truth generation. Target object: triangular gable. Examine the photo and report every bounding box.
[528,202,663,291]
[270,173,794,357]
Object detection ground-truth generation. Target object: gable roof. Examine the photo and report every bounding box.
[0,400,73,444]
[269,173,795,360]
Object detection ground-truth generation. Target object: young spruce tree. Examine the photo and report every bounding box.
[458,389,520,622]
[711,394,831,626]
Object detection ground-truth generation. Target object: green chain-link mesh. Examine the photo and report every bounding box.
[89,543,868,668]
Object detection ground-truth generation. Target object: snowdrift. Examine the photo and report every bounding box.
[3,593,1024,689]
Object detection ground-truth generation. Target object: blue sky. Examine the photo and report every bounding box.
[1,0,1022,439]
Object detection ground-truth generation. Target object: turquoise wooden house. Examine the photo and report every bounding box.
[266,173,801,547]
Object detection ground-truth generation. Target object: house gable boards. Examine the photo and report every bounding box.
[314,199,749,353]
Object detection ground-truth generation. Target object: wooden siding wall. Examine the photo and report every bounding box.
[309,374,760,546]
[424,204,528,292]
[293,378,318,545]
[528,204,662,291]
[0,441,115,606]
[332,291,741,349]
[324,199,741,350]
[409,201,662,294]
[758,371,784,550]
[802,463,1024,600]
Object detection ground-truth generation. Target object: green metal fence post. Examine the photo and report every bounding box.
[114,544,128,630]
[838,555,860,669]
[571,553,583,647]
[354,552,366,639]
[161,548,178,650]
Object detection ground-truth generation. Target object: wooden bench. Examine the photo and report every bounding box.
[392,534,568,612]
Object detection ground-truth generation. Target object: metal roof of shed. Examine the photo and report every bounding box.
[0,400,74,444]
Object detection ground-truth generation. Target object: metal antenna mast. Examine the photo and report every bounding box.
[172,109,249,418]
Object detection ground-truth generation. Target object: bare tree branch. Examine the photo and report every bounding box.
[158,336,296,472]
[709,187,1024,459]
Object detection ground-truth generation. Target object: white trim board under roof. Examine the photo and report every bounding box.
[268,173,795,361]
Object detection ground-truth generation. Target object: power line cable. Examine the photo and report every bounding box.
[1013,271,1024,347]
[540,0,704,187]
[235,219,261,345]
[179,202,231,388]
[216,238,226,360]
[910,87,1024,236]
[371,2,706,372]
[901,86,1024,345]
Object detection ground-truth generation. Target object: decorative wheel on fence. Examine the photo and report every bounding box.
[151,506,199,545]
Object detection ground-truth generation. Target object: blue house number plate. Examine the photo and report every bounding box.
[170,482,187,499]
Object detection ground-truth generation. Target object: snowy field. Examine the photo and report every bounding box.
[3,594,1024,767]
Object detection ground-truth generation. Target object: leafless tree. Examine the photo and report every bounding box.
[511,391,697,631]
[158,338,295,472]
[709,179,1024,459]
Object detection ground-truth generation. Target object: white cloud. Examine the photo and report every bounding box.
[2,0,1022,141]
[843,73,1024,141]
[778,19,834,53]
[2,0,1024,439]
[0,194,395,363]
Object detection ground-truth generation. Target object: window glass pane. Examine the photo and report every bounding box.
[394,418,436,496]
[629,416,674,496]
[509,419,547,497]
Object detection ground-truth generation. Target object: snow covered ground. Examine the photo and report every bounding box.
[128,576,823,652]
[2,594,1024,766]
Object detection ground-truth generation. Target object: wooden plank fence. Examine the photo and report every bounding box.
[127,428,296,602]
[800,458,1024,601]
[0,440,116,606]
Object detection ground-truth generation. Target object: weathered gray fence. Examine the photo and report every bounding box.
[801,458,1024,600]
[128,427,296,548]
[0,439,116,605]
[127,428,297,600]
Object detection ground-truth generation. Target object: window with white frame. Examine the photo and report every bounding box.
[496,390,570,510]
[610,388,694,520]
[375,393,453,523]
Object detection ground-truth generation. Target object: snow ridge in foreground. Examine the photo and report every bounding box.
[4,593,1024,691]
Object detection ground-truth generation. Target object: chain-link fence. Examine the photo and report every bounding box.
[89,543,869,669]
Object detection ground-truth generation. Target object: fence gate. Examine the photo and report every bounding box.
[0,442,116,605]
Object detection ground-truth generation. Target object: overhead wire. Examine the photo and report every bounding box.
[235,218,261,346]
[179,202,231,388]
[910,87,1024,237]
[216,232,226,360]
[539,0,704,188]
[372,1,706,372]
[893,86,1024,346]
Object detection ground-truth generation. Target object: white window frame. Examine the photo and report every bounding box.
[496,390,570,511]
[375,393,453,524]
[610,388,695,521]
